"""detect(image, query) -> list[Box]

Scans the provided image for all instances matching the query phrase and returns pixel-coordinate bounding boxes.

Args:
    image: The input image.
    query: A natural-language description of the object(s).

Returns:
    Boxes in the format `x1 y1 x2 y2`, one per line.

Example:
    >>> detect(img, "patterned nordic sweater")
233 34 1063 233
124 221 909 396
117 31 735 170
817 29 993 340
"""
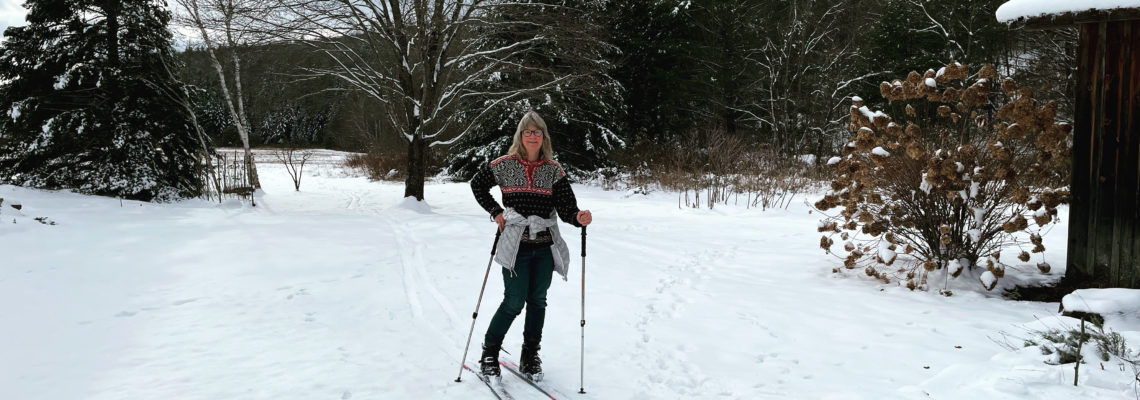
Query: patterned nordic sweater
470 155 583 243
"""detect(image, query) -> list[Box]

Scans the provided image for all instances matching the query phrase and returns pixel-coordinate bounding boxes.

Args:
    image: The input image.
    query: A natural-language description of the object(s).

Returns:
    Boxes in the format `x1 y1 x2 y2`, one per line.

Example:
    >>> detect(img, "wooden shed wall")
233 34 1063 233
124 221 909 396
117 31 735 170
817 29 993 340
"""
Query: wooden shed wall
1067 20 1140 289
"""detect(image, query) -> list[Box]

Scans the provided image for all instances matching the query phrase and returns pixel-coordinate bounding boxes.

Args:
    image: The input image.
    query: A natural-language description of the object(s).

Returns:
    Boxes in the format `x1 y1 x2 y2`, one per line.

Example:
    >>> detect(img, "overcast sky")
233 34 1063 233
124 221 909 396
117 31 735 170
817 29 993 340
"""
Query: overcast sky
0 1 200 48
0 0 27 41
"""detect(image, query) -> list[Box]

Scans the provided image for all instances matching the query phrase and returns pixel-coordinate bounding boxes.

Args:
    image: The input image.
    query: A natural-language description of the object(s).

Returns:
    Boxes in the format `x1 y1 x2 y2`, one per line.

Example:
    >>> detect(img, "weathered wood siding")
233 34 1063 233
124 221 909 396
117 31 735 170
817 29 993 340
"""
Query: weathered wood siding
1067 20 1140 289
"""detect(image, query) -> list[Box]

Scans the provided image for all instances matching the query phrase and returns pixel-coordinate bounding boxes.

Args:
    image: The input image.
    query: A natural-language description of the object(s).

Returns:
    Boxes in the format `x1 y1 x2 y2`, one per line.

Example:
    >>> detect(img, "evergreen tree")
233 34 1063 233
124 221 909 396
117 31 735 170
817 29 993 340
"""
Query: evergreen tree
604 0 700 144
446 0 623 180
0 0 205 201
866 0 1014 82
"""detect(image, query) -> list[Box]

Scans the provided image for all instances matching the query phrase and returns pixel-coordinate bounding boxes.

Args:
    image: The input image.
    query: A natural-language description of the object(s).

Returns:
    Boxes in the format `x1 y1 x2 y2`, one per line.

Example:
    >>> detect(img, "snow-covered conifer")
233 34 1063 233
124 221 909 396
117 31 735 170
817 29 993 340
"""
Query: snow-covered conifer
0 0 206 200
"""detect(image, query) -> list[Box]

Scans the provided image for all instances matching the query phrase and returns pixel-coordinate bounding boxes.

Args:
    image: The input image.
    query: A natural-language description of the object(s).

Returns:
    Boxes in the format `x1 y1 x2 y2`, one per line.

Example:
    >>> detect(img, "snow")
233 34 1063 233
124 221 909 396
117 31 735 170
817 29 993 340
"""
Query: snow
1062 289 1140 322
827 156 842 165
925 78 937 87
996 0 1140 23
1061 289 1140 343
968 228 982 243
949 259 965 276
872 147 890 157
980 270 998 287
878 243 897 263
856 106 887 121
396 196 432 214
851 96 863 102
1 150 1134 399
910 316 1138 399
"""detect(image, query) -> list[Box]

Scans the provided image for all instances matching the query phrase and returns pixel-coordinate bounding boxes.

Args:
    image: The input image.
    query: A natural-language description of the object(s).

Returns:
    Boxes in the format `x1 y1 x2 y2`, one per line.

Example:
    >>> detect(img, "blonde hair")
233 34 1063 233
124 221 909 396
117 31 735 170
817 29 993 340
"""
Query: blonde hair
507 110 554 161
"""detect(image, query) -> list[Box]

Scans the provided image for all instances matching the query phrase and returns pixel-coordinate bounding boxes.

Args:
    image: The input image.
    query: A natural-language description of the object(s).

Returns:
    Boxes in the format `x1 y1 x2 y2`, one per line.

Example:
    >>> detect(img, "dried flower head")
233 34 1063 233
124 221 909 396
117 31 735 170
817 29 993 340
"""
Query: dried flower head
923 260 937 272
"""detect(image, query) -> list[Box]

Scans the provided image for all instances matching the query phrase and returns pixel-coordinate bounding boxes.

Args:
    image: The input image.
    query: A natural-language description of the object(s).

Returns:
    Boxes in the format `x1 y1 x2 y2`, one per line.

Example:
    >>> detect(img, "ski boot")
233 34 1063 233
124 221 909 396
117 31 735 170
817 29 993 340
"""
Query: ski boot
520 341 543 381
480 343 502 383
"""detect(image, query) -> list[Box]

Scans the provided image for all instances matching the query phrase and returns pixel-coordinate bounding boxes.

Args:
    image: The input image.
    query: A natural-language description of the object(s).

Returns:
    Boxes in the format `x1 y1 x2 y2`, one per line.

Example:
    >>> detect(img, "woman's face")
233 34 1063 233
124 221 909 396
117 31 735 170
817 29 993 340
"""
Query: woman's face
522 124 543 158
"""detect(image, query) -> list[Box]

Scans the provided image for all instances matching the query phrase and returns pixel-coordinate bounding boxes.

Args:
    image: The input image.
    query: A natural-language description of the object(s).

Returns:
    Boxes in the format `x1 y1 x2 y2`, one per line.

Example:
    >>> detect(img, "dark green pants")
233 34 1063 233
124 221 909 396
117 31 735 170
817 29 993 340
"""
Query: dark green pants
484 245 555 347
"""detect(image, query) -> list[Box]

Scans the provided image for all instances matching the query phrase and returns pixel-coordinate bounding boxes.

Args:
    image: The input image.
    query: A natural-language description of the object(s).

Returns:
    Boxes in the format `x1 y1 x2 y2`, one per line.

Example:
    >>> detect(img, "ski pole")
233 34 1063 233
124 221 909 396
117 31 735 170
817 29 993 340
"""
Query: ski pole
455 229 502 383
579 226 587 394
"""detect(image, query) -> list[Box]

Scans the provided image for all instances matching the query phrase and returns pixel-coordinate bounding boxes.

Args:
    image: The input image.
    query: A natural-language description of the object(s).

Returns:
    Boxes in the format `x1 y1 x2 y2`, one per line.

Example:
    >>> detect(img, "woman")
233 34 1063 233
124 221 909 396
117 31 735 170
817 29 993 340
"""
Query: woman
470 110 592 381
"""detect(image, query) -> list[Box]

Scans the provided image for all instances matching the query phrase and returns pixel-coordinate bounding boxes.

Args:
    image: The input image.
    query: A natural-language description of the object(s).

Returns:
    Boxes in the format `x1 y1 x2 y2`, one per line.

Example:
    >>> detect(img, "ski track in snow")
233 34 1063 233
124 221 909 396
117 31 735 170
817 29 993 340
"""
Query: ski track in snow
386 210 557 400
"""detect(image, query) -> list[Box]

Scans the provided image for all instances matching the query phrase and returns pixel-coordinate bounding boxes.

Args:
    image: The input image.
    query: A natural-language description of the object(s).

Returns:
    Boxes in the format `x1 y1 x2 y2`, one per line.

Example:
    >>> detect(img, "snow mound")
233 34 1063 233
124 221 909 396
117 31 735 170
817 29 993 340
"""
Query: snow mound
394 196 432 214
1062 288 1140 316
911 318 1138 399
0 195 56 231
996 0 1140 23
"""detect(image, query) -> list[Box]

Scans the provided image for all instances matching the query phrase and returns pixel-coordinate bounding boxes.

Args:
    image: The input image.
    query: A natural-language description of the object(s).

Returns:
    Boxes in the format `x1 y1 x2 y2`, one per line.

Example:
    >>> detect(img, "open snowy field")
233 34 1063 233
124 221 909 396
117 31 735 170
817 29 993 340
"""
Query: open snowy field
2 150 1138 399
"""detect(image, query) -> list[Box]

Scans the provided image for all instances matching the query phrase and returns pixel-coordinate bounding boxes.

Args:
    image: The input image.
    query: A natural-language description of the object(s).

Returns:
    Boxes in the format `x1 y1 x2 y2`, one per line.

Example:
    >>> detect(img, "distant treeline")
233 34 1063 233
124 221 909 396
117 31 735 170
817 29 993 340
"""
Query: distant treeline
176 0 1075 176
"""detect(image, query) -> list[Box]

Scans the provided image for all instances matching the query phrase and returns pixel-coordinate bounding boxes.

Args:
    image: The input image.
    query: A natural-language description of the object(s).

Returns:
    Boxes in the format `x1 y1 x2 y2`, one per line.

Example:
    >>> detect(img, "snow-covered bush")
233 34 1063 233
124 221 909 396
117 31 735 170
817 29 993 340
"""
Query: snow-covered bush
1021 324 1136 367
814 63 1071 291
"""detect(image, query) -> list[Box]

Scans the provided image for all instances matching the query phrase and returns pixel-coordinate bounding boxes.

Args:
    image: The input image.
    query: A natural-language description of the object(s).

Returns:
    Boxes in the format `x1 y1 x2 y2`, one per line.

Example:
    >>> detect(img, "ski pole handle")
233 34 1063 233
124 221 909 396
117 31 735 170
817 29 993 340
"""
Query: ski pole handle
579 225 588 257
491 229 502 255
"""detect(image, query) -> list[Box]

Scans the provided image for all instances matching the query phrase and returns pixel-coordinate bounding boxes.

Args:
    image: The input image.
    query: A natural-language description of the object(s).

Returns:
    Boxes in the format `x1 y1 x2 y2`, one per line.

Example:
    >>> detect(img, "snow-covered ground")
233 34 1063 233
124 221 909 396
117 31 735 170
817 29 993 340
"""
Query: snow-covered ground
2 150 1138 399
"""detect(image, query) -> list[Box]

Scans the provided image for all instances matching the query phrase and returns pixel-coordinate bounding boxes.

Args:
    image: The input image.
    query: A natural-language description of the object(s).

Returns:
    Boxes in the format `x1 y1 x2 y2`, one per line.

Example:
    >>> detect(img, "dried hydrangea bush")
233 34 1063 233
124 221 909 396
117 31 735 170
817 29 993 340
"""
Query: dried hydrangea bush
815 63 1071 292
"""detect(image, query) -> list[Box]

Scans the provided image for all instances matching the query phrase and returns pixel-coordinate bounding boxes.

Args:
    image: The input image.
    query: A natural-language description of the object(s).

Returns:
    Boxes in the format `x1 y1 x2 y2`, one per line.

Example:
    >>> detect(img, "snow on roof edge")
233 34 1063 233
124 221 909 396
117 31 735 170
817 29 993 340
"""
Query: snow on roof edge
996 0 1140 23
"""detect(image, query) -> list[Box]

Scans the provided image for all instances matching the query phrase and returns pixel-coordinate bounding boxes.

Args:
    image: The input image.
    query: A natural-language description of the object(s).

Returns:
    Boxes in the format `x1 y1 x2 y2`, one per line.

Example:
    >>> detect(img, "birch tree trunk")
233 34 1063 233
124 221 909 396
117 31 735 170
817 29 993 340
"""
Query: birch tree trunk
173 0 262 189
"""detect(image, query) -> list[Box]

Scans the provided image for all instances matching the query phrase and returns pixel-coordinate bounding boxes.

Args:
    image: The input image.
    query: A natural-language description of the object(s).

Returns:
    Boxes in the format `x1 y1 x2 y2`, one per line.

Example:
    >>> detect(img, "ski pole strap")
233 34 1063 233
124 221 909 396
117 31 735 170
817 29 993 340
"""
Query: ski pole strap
581 226 586 257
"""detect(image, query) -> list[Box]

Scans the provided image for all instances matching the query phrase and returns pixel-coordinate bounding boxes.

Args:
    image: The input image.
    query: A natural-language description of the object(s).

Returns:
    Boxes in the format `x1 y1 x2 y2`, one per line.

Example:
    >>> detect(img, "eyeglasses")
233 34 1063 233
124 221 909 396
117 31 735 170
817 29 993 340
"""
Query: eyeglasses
522 129 543 137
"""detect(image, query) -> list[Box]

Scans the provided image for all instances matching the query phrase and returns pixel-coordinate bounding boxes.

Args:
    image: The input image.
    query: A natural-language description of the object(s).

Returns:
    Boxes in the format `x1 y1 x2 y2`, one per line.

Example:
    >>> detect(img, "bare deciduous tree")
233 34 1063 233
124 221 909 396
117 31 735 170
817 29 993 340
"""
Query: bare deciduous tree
144 53 225 202
686 0 868 154
755 0 865 153
273 147 314 191
173 0 271 190
269 0 600 200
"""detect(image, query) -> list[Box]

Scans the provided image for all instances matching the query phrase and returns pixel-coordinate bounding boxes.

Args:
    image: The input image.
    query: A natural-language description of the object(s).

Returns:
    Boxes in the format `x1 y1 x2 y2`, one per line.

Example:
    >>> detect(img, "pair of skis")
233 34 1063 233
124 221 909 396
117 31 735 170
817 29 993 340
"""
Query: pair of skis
457 227 589 399
465 358 560 400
